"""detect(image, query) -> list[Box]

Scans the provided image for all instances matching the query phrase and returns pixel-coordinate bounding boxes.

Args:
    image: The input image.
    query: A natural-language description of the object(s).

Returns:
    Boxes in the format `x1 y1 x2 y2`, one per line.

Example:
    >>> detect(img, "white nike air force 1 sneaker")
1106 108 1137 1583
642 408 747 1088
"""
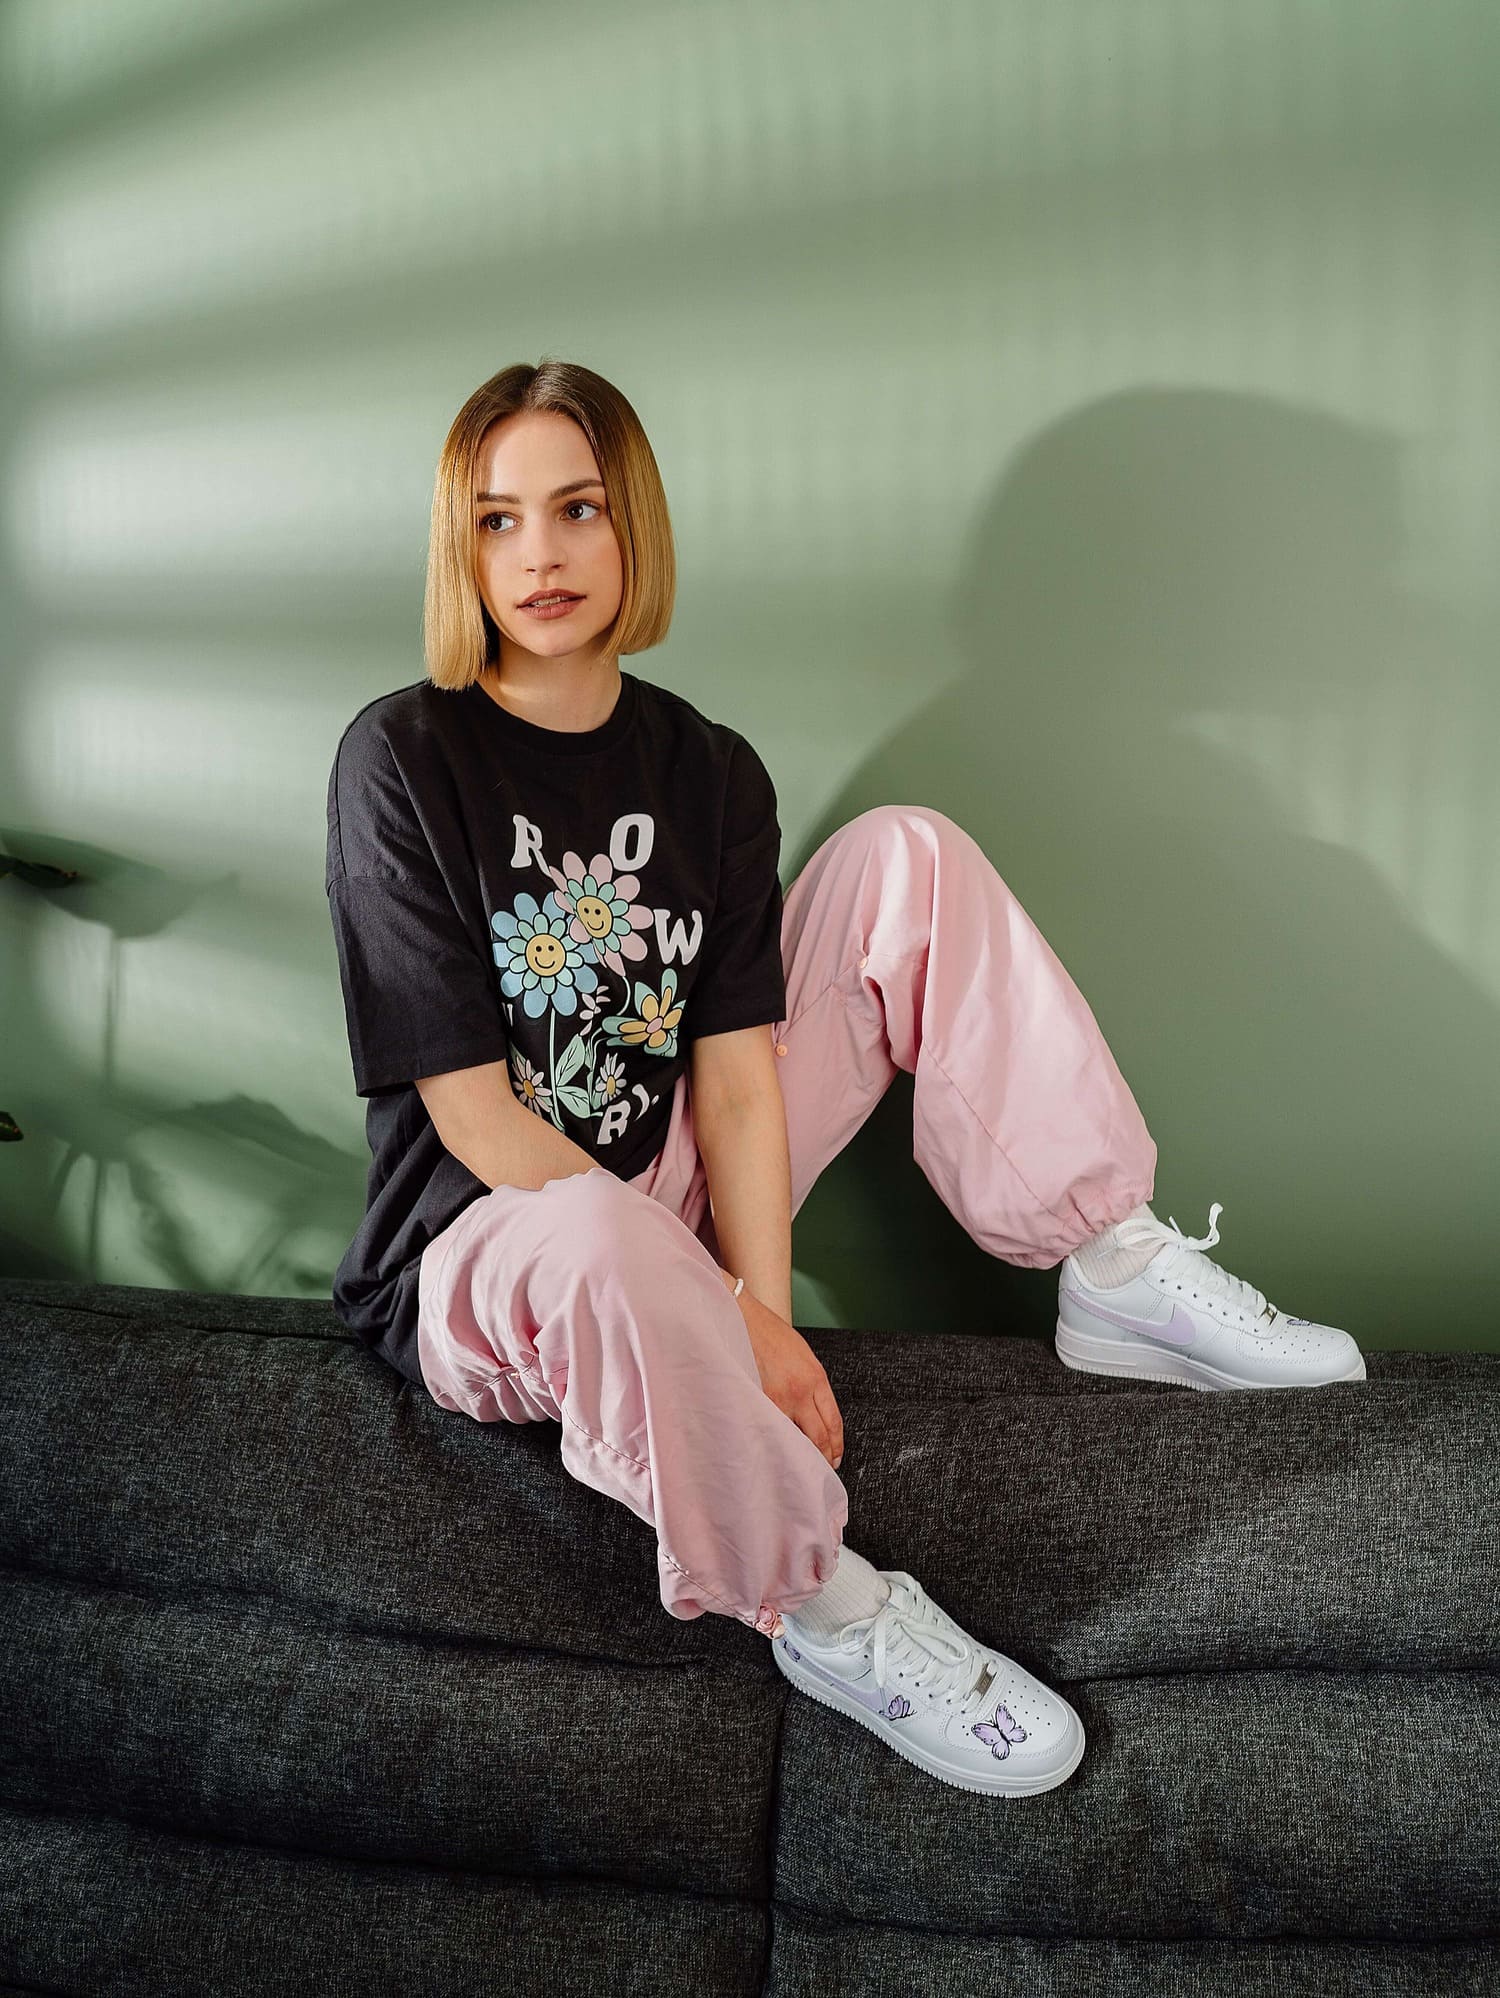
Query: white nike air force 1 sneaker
1057 1201 1366 1389
773 1570 1086 1796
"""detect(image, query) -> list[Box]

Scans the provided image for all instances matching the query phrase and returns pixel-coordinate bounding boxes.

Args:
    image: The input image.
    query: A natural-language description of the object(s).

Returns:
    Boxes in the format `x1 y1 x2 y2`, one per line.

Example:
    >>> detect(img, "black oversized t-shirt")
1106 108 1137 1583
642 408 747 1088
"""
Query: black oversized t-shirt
324 669 787 1387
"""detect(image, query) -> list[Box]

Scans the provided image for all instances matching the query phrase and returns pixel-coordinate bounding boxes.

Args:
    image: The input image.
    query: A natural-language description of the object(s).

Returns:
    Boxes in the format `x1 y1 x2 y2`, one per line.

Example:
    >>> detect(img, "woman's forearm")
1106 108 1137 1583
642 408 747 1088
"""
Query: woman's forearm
694 1089 795 1323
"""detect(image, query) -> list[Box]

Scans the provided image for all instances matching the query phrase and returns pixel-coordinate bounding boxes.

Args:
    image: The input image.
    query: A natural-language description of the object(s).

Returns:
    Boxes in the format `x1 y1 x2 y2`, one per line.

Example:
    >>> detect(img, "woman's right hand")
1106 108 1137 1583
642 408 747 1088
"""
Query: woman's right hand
726 1278 845 1472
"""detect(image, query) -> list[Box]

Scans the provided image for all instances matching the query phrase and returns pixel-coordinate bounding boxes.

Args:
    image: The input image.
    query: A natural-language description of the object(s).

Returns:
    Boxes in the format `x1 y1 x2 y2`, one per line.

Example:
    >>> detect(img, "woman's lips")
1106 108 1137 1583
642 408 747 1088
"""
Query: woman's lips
518 595 583 619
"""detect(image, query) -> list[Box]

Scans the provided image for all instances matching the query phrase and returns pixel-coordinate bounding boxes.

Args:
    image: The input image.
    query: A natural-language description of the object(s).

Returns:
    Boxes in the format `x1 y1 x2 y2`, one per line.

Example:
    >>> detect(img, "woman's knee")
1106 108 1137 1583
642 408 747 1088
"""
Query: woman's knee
537 1163 700 1280
521 1169 726 1382
841 801 966 856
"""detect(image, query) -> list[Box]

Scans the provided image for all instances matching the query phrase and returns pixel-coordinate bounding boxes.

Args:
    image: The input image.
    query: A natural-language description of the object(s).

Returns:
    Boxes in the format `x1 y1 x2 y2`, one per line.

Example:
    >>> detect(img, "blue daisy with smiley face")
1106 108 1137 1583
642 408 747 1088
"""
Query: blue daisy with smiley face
492 890 602 1018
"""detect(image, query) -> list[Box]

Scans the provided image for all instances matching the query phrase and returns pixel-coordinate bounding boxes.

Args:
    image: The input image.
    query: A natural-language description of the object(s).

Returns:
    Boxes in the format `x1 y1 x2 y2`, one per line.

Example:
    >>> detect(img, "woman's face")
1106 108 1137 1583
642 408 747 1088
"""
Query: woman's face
473 409 625 671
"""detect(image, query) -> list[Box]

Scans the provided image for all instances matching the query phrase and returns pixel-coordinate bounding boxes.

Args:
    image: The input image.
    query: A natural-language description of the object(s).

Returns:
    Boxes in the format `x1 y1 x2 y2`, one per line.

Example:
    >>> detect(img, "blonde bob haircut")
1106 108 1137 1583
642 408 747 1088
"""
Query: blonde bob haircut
423 358 676 691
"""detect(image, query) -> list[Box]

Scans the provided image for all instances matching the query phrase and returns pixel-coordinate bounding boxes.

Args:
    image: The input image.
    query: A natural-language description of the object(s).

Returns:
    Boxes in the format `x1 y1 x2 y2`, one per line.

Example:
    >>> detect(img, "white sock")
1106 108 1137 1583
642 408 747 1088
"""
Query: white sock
781 1543 891 1643
1069 1201 1164 1289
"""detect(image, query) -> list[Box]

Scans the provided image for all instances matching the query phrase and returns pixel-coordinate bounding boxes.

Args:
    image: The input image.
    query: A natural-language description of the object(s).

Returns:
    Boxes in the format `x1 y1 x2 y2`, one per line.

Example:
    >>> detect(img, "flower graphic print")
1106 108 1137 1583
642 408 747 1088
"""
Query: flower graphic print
544 848 653 974
492 889 601 1020
488 833 699 1149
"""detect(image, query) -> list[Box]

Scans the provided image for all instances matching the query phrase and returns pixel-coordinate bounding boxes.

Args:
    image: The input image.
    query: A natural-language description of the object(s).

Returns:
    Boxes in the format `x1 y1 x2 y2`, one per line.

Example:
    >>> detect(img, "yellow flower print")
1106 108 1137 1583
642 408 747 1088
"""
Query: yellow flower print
602 974 684 1056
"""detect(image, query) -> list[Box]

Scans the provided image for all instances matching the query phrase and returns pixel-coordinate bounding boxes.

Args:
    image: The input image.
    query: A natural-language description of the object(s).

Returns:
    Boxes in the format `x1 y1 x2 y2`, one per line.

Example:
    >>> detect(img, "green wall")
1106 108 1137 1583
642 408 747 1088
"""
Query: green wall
2 1 1496 1350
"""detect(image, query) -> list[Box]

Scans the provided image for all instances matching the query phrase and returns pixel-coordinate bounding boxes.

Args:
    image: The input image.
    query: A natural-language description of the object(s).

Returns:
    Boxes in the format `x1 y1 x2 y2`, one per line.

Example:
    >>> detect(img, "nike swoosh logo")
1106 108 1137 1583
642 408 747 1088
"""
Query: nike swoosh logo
788 1646 913 1720
1061 1285 1200 1347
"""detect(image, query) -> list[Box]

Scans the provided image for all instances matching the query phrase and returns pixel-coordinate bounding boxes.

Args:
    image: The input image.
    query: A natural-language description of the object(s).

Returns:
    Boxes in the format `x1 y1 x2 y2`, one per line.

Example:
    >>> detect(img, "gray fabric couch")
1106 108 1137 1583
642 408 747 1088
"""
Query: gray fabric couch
1 1273 1496 1996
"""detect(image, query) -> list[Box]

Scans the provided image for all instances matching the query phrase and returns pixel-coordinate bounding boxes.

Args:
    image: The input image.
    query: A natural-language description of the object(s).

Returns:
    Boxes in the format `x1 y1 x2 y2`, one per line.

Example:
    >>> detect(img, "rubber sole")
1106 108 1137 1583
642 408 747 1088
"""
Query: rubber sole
1055 1317 1368 1390
771 1638 1087 1796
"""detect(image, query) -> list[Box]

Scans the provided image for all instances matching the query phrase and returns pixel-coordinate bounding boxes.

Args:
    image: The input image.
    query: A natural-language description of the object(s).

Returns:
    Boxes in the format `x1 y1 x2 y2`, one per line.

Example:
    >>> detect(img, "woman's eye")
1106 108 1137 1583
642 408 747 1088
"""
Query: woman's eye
478 500 602 533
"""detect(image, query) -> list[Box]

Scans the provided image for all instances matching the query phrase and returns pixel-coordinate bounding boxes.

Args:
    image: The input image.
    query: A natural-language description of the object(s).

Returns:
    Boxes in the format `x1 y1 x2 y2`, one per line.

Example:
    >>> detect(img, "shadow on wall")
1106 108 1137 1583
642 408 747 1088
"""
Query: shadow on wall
789 387 1499 1351
0 838 363 1298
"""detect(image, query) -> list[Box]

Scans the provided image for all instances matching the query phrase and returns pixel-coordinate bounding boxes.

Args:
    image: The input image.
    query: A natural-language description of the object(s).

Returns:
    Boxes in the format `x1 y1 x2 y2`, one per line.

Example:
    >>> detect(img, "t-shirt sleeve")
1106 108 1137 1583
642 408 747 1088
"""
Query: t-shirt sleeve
681 734 788 1042
325 721 509 1096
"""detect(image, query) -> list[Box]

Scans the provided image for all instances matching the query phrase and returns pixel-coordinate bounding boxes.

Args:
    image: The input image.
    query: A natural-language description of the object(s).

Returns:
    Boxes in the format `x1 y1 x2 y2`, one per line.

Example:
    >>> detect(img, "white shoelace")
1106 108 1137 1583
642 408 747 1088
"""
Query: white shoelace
839 1576 995 1718
1113 1201 1273 1322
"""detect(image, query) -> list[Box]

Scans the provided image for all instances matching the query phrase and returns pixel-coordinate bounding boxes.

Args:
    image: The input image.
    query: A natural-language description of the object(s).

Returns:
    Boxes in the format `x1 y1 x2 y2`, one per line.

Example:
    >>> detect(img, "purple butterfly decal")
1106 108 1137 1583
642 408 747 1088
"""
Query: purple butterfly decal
970 1704 1028 1759
883 1693 913 1719
783 1641 802 1662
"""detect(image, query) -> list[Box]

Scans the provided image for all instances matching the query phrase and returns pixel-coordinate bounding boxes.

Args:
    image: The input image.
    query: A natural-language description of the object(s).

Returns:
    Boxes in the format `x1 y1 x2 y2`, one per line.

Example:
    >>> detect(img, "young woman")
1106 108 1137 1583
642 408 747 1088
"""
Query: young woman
325 359 1366 1800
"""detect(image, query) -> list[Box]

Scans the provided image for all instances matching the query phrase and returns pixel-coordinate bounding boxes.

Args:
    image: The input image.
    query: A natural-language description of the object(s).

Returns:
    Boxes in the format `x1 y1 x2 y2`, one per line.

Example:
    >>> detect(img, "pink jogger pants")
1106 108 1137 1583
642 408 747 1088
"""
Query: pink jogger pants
415 804 1157 1638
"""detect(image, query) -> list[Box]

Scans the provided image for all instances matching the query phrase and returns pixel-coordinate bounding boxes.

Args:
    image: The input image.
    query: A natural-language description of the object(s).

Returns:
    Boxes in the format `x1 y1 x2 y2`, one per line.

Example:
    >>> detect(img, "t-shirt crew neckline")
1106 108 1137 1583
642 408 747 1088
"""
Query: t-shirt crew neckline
464 669 641 758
